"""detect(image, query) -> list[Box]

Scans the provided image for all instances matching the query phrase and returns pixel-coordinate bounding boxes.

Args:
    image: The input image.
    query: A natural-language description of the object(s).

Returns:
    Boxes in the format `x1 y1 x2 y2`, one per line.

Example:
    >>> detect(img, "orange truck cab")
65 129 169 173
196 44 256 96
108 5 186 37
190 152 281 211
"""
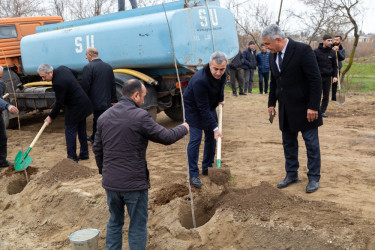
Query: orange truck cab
0 16 63 74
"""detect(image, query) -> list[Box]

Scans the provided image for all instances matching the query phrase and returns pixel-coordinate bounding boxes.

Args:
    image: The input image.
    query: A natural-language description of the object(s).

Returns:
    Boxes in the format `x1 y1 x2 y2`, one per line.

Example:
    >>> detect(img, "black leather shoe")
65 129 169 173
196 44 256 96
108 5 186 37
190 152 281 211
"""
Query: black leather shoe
277 176 299 189
232 92 238 97
87 136 94 143
190 177 203 188
306 180 319 193
202 169 208 176
0 160 12 168
78 155 89 161
322 113 328 118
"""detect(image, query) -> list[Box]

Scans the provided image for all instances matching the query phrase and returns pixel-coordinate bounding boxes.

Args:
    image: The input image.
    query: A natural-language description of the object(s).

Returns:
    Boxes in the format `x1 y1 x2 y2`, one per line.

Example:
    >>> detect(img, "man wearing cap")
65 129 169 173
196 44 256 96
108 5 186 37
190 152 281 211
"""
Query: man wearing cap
242 41 257 94
314 34 338 118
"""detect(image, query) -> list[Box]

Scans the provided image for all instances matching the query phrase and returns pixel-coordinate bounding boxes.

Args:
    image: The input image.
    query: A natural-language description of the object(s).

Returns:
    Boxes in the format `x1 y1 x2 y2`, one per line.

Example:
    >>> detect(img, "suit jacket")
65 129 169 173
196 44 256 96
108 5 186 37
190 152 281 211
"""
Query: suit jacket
81 58 117 111
183 64 225 131
268 38 323 132
49 66 92 125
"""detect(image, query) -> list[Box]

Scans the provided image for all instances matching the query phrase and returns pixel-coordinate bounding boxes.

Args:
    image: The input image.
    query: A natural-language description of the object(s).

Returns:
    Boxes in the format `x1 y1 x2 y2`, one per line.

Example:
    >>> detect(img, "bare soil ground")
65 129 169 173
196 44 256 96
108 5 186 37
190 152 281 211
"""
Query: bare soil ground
1 92 375 249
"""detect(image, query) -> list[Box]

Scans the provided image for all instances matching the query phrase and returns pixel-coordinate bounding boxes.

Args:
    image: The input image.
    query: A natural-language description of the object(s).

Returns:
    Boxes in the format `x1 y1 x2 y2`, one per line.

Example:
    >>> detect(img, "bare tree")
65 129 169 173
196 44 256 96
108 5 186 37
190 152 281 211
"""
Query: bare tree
335 0 360 82
0 0 45 18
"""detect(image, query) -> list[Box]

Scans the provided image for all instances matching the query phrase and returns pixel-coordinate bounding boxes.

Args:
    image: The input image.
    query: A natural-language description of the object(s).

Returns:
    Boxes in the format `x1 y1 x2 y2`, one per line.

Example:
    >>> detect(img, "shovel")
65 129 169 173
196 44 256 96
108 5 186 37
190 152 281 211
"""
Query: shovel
336 52 345 105
216 104 223 168
14 121 48 171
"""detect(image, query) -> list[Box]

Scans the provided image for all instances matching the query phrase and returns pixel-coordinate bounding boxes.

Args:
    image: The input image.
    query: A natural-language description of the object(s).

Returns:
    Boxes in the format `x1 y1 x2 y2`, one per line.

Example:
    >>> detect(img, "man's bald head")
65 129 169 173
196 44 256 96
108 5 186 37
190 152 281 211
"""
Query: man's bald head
86 47 99 62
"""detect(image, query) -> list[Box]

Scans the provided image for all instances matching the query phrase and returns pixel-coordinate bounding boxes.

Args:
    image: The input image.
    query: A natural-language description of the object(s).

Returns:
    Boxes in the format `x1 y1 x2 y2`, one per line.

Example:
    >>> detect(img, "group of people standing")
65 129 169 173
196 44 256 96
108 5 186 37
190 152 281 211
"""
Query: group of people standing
3 24 345 250
229 41 271 96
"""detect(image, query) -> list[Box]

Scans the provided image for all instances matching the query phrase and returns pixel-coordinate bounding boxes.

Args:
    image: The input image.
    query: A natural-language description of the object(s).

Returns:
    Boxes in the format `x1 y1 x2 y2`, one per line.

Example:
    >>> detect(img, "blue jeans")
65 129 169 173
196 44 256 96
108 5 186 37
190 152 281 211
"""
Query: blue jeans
258 71 269 93
187 127 216 177
105 189 148 250
282 128 321 182
65 119 88 161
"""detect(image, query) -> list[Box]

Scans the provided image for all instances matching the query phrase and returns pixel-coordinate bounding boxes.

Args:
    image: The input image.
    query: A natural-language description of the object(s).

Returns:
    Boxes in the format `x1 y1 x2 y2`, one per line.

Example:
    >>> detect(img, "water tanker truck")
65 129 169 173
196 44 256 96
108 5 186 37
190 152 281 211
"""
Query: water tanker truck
0 0 239 128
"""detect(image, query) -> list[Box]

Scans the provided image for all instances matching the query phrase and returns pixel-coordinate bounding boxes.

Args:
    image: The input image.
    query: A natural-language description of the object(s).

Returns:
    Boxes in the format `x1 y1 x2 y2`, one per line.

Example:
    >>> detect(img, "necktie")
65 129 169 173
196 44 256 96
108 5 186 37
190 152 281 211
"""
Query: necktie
278 52 283 70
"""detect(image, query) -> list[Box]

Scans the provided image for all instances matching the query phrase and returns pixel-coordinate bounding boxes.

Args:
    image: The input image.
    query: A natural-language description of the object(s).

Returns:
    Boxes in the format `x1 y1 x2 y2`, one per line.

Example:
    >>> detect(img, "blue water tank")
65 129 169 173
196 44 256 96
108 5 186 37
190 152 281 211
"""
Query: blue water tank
21 0 239 76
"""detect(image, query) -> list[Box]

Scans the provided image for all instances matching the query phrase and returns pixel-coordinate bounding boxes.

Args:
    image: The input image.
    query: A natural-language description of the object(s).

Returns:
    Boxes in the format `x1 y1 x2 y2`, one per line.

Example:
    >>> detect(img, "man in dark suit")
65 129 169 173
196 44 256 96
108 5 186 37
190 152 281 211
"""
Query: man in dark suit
38 64 92 162
81 47 117 144
183 51 226 187
262 24 323 193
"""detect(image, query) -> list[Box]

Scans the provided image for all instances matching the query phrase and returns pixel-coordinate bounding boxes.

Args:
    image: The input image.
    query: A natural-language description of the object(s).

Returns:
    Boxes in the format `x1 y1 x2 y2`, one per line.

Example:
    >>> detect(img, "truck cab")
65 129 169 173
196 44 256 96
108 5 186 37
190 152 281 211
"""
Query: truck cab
0 16 63 74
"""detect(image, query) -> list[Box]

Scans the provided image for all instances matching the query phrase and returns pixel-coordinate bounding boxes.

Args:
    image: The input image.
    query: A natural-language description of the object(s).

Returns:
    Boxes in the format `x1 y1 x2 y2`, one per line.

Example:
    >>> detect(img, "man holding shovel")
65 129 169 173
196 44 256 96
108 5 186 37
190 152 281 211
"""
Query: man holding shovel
314 34 338 118
38 64 92 162
263 24 323 193
0 67 19 168
183 51 226 188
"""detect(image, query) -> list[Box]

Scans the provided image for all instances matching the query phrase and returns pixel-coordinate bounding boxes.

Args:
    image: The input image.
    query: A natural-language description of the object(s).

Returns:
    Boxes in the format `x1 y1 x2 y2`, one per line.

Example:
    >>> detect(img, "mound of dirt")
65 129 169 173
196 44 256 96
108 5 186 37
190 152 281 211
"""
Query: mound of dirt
0 166 38 179
154 183 189 205
208 167 231 185
38 159 95 185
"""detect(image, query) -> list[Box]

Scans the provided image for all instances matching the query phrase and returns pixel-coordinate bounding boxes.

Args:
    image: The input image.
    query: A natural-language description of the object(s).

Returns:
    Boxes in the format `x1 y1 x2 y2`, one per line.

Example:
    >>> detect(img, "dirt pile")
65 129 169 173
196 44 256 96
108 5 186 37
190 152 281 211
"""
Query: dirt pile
38 159 95 185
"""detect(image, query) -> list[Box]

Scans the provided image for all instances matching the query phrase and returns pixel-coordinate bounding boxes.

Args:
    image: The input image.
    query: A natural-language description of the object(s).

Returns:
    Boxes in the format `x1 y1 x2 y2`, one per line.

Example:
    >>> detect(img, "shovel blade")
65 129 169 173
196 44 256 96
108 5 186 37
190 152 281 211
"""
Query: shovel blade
14 150 32 171
337 93 346 105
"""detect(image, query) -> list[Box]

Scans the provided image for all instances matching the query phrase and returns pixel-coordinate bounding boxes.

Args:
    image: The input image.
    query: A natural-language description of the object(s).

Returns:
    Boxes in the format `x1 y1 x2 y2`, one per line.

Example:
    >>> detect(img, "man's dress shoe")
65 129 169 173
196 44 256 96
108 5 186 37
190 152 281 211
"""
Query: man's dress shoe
277 177 299 189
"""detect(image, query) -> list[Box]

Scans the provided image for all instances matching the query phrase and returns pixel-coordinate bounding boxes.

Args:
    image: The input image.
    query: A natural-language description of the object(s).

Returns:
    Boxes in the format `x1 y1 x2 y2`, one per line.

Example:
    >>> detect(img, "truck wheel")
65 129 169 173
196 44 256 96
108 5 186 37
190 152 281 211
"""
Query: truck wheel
164 106 183 121
114 74 157 121
2 68 21 95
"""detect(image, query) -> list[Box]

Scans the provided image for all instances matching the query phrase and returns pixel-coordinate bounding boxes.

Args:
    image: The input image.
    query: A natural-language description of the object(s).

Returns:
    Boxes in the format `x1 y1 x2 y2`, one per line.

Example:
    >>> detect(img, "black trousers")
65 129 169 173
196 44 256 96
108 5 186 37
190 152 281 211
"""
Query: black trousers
91 110 106 140
65 119 88 161
282 128 321 182
320 76 331 113
0 114 8 164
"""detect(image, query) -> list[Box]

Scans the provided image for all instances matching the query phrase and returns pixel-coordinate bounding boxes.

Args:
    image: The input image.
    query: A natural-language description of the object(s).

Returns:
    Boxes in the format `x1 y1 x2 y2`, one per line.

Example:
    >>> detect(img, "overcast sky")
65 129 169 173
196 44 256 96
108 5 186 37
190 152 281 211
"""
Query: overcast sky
220 0 375 34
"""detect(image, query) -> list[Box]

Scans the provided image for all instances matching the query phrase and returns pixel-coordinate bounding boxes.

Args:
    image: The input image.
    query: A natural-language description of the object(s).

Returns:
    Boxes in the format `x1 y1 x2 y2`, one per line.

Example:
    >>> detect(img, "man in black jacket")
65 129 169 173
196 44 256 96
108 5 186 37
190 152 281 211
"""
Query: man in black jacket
229 50 245 96
81 47 117 144
314 34 338 118
0 67 19 168
331 35 346 101
38 64 92 162
242 41 257 94
263 24 323 193
93 79 188 250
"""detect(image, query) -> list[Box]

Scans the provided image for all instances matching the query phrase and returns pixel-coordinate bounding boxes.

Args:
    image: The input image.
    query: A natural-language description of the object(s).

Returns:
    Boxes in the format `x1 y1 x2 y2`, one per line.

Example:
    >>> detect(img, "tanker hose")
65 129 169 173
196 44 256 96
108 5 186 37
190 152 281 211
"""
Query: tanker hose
23 82 52 88
113 69 158 85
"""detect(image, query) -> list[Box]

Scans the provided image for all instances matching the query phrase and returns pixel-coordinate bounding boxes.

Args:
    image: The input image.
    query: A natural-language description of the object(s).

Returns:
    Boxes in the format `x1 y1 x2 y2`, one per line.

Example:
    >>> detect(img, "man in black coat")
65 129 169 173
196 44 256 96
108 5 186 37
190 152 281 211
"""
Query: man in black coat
81 47 117 143
229 50 245 96
38 64 92 162
314 34 338 118
183 51 226 187
262 24 323 193
242 41 257 94
93 79 188 249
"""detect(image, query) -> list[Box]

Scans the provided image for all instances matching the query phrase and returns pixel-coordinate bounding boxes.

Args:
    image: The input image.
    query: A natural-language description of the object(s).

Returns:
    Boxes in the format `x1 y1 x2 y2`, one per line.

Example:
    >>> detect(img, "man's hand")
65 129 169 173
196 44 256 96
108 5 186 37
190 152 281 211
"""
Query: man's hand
111 103 116 106
182 122 189 132
332 46 339 52
219 101 225 107
7 105 19 114
307 109 318 122
268 106 276 116
333 77 338 83
44 116 52 125
214 129 223 141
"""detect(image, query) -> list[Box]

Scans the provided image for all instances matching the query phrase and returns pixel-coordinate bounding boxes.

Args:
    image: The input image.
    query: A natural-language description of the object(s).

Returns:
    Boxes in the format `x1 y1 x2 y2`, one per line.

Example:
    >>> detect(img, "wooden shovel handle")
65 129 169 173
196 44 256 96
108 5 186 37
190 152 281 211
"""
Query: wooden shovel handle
336 51 341 90
217 104 223 161
30 121 48 149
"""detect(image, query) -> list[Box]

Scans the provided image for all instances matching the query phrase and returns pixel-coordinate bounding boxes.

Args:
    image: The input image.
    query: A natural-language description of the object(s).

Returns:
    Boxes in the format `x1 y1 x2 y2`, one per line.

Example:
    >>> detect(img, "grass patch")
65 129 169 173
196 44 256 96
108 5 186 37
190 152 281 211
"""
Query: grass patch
342 62 375 76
